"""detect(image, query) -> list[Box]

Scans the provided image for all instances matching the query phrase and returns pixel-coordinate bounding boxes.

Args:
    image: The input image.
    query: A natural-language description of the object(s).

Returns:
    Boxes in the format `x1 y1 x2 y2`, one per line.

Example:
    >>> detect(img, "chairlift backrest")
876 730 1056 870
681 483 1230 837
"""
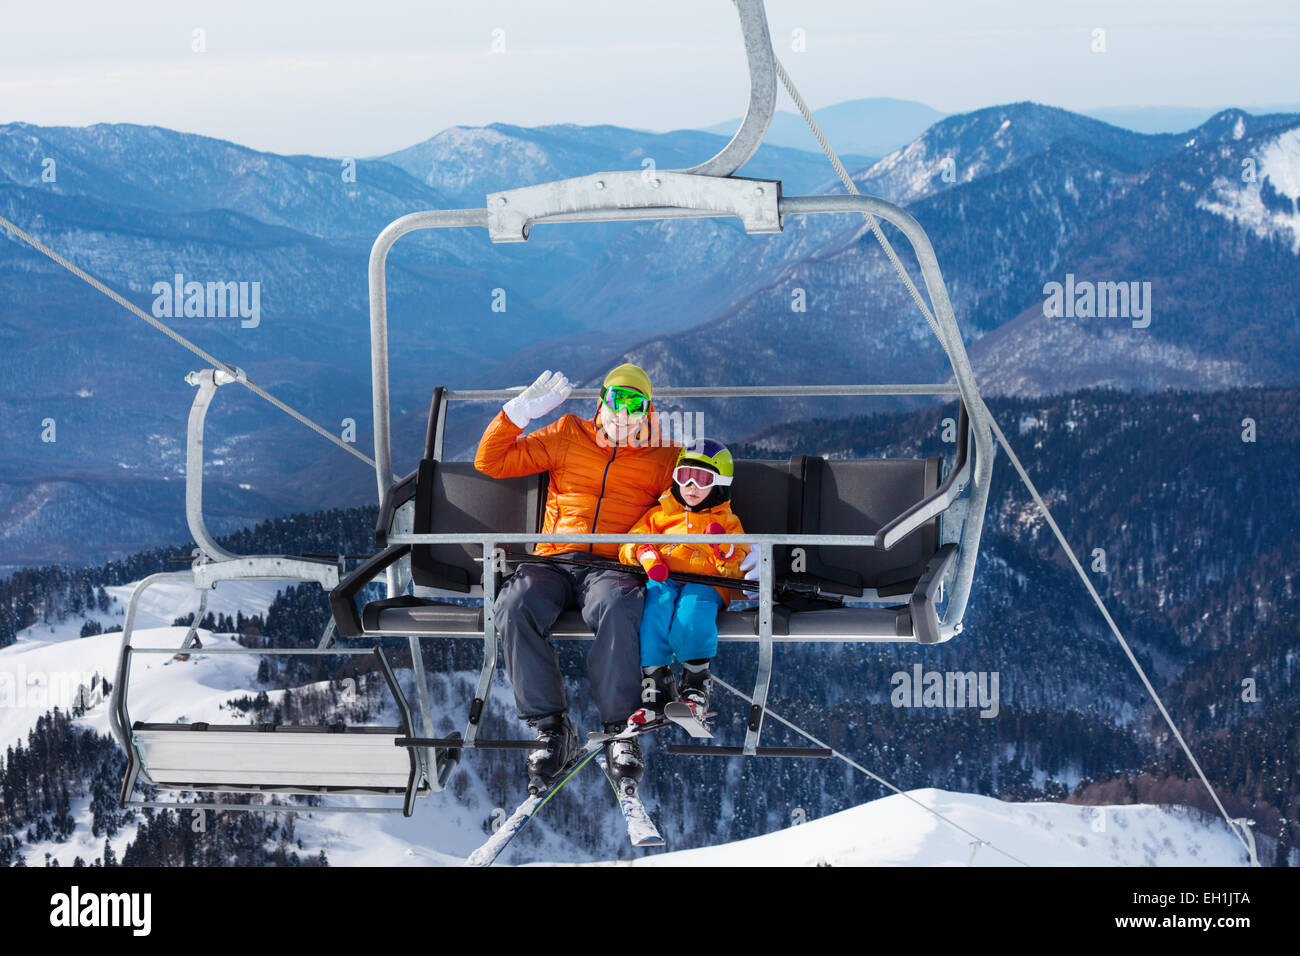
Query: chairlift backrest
794 456 944 598
393 447 944 602
409 460 546 592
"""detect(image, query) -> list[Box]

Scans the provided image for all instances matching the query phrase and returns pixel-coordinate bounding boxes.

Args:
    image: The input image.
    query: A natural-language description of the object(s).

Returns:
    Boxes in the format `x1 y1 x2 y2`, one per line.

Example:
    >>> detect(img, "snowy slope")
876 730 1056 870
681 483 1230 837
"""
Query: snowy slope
2 578 282 751
1 580 1254 868
580 789 1251 867
1199 126 1300 252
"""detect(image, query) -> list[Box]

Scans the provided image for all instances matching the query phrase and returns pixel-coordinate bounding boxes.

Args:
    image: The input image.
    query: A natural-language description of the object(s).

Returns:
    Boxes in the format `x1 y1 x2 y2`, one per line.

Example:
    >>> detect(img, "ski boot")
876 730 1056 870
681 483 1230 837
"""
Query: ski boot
678 659 713 722
525 713 580 795
602 722 645 798
627 665 677 727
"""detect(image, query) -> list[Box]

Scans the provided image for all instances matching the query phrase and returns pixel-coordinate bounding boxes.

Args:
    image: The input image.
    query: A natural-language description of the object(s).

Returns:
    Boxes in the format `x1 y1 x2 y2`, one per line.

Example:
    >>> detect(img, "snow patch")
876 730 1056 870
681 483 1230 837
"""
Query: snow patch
1197 127 1300 252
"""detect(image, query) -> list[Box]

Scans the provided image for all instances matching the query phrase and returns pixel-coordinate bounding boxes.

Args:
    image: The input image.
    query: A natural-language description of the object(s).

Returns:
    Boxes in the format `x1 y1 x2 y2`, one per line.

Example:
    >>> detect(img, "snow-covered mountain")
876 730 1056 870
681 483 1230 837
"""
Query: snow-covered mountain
5 103 1300 569
584 105 1300 443
379 122 869 206
0 579 1255 867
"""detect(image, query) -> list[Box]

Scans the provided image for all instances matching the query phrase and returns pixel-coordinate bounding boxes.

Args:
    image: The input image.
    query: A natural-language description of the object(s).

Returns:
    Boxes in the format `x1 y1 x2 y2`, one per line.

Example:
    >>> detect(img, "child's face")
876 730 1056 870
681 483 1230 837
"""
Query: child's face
677 480 710 507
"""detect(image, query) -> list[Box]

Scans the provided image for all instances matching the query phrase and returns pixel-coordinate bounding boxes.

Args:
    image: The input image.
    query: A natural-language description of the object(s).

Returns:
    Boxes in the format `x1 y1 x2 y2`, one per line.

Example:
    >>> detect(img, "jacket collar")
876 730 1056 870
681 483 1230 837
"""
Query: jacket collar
656 489 732 518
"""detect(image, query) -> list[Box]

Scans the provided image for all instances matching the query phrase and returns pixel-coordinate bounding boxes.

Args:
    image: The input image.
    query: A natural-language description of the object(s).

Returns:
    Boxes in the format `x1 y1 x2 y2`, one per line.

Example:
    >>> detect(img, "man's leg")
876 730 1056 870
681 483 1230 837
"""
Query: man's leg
574 565 646 725
495 562 573 720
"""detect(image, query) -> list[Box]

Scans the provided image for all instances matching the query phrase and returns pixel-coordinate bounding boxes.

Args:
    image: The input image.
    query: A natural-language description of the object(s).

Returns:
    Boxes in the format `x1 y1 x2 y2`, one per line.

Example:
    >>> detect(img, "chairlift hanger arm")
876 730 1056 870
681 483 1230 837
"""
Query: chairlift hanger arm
675 0 777 177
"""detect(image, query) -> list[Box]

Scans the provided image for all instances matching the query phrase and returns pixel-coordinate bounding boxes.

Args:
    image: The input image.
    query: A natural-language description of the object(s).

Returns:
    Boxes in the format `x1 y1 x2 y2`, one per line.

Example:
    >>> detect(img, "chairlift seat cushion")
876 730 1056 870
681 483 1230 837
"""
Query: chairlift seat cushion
410 460 546 592
788 457 943 596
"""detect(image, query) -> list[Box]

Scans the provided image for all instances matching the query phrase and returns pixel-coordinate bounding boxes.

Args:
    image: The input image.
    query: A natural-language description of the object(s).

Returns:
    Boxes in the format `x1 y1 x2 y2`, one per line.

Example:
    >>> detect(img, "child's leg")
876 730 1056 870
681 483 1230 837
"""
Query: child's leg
638 579 681 668
666 583 723 663
633 581 681 721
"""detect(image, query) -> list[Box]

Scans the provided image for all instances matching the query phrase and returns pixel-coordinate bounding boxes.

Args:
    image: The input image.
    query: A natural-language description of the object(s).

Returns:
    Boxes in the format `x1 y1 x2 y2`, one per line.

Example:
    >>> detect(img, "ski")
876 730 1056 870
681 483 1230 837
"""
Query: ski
664 700 713 738
595 753 664 848
465 792 546 868
464 733 605 867
464 718 669 867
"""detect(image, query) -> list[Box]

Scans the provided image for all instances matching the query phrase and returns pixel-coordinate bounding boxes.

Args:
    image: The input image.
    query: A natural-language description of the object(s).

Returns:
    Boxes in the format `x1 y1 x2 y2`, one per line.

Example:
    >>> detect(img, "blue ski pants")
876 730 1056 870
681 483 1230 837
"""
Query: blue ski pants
639 579 723 667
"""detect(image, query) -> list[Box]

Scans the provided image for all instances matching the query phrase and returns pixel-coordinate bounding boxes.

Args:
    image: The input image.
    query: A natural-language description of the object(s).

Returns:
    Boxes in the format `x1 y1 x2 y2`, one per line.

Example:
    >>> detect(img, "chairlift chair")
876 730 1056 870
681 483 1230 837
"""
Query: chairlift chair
330 0 995 775
109 367 443 815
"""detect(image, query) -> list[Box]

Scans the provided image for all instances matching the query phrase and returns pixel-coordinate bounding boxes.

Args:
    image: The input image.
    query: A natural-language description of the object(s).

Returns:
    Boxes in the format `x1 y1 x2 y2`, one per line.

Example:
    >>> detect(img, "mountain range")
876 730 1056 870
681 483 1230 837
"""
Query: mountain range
2 101 1298 570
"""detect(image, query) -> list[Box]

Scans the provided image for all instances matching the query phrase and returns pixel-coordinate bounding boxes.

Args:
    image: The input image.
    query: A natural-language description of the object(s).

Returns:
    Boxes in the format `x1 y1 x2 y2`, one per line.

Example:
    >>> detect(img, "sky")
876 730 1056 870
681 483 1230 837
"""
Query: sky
1 0 1297 157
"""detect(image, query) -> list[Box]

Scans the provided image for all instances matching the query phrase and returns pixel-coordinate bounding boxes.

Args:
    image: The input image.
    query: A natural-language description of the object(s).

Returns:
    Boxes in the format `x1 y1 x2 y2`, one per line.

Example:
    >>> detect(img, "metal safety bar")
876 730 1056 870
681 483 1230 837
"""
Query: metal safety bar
442 384 962 401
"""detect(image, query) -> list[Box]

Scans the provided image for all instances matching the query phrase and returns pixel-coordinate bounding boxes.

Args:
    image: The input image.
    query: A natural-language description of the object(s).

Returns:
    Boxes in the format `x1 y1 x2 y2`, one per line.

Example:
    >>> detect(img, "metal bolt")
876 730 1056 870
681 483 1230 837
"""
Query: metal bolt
496 196 507 206
594 180 605 190
650 178 661 188
754 186 765 195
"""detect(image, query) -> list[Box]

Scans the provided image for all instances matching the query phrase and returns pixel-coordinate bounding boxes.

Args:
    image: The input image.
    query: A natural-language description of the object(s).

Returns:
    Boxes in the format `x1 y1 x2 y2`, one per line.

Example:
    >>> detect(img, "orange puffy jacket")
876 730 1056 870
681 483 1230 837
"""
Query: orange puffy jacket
474 408 679 559
618 492 750 604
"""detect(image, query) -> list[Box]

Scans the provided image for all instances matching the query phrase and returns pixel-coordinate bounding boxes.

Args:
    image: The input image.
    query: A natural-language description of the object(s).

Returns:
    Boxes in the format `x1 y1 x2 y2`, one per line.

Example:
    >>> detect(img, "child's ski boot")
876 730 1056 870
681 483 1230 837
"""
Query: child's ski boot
678 659 713 722
627 664 677 727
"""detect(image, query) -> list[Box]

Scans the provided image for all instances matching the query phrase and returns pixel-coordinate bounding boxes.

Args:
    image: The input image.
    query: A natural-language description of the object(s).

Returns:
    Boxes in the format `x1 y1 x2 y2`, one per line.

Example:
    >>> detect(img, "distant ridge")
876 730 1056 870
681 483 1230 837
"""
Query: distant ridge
700 96 945 158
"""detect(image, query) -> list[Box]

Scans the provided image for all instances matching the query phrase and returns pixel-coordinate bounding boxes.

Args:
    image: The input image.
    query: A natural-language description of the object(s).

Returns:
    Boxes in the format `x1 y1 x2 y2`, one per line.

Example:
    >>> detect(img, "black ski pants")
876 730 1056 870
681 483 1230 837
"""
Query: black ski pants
495 561 644 726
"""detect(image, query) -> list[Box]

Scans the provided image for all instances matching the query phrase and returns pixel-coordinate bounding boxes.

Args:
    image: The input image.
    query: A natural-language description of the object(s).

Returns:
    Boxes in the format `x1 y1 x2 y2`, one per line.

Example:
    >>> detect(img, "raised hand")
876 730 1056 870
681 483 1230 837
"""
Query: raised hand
503 370 573 428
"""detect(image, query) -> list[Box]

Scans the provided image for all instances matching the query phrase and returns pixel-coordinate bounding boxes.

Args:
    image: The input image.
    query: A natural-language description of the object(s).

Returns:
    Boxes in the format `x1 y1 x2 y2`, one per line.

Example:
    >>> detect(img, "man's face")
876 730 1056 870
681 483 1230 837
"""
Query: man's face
598 402 640 446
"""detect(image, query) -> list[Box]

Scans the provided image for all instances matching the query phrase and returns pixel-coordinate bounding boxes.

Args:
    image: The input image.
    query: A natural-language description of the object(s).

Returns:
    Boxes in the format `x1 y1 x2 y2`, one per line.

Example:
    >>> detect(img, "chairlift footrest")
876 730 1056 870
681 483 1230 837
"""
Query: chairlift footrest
395 737 544 751
666 745 833 758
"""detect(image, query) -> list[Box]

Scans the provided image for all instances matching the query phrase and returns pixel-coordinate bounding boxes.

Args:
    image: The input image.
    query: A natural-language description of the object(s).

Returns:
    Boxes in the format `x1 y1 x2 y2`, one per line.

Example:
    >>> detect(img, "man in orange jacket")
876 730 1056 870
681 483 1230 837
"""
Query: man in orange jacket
474 363 678 794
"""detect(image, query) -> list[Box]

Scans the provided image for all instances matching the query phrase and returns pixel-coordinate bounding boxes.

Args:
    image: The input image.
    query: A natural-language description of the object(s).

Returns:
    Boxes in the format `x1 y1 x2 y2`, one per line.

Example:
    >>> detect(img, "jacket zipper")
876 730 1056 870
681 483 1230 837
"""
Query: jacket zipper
589 444 616 552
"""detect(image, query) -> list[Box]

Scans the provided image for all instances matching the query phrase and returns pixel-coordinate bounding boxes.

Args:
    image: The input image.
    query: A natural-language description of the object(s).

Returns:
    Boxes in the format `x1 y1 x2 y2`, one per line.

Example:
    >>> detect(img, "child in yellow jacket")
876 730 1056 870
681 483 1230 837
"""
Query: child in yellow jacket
618 438 748 723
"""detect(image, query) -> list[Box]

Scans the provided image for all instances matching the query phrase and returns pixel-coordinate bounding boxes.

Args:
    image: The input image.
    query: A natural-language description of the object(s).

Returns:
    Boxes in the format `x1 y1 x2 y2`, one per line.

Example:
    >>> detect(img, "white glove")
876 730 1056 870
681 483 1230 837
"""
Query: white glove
739 547 761 581
503 370 572 428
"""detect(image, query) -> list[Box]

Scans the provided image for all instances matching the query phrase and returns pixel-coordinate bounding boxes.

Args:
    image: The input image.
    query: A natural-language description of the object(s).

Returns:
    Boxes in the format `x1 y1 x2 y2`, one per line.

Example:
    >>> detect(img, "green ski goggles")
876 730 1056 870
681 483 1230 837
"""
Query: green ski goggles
600 385 649 417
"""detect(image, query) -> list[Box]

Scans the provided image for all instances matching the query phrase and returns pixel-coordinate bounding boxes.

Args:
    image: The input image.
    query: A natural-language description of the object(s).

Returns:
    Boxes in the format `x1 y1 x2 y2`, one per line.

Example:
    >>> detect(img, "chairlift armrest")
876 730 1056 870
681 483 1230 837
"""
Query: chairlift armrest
877 402 972 550
375 468 419 549
330 544 411 638
910 543 959 645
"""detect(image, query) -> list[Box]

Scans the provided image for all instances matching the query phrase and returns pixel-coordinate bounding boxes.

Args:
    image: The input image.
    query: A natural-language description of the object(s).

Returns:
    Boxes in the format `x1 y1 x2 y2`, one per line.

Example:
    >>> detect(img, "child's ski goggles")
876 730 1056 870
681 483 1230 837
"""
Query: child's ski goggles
673 465 733 489
600 385 649 417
